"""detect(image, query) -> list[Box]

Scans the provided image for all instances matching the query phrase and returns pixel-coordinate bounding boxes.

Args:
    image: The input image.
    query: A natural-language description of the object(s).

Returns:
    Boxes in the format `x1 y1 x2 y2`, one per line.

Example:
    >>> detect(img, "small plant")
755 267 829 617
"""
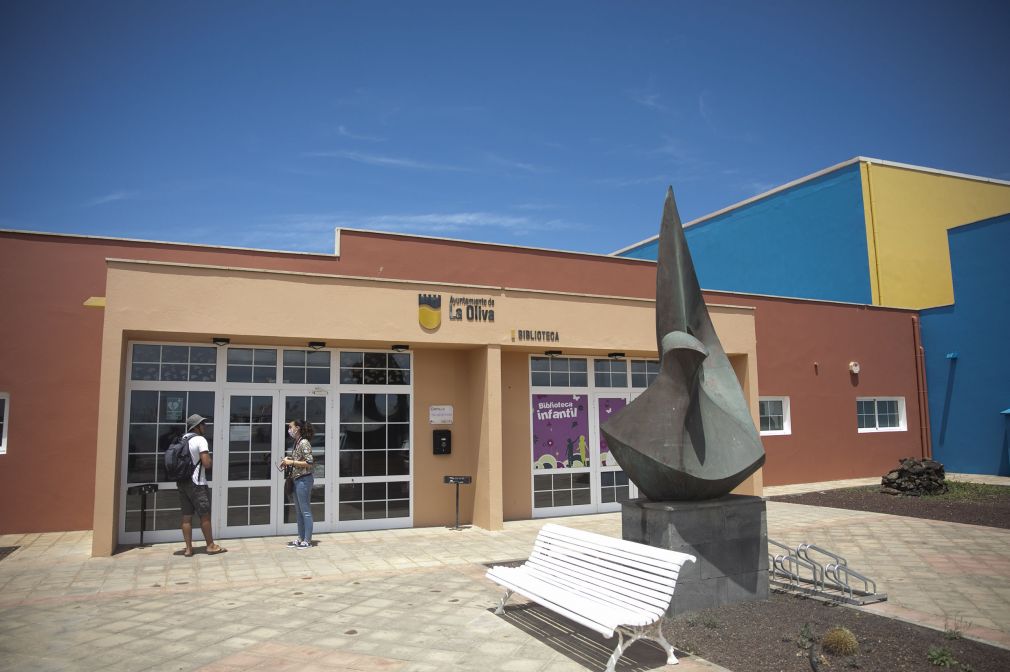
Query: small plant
941 481 1006 501
822 626 859 656
959 663 974 672
796 622 815 649
685 612 720 629
676 639 701 656
698 613 720 629
943 615 972 640
927 646 958 667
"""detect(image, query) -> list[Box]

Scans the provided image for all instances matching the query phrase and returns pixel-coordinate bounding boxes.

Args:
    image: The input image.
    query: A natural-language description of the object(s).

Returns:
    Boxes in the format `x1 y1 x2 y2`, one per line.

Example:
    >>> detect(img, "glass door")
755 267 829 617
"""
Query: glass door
531 393 596 517
336 391 412 530
592 393 637 512
219 391 279 537
281 392 329 533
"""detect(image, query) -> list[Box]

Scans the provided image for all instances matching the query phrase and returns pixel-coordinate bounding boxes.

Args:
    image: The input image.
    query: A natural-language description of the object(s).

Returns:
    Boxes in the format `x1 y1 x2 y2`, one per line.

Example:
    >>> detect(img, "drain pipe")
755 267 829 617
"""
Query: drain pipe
911 315 932 459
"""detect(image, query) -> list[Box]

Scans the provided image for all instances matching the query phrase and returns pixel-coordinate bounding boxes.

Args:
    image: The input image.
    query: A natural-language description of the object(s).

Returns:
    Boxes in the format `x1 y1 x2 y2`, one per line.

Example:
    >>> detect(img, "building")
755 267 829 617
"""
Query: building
616 158 1010 476
920 213 1010 475
0 227 927 556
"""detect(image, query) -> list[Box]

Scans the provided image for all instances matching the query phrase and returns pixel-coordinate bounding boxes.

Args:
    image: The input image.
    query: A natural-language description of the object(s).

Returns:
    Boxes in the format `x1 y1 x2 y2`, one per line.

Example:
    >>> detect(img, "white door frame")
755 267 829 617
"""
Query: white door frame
589 391 638 512
215 388 284 539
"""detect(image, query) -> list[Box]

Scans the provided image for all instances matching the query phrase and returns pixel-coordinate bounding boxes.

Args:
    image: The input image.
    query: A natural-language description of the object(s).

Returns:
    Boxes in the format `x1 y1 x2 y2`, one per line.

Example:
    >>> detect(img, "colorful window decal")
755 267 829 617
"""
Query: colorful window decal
532 394 589 470
597 397 627 467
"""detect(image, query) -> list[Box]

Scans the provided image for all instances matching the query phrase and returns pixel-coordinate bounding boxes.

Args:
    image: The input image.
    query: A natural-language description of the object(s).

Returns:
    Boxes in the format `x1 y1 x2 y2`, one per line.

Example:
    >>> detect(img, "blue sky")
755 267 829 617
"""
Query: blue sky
2 1 1008 255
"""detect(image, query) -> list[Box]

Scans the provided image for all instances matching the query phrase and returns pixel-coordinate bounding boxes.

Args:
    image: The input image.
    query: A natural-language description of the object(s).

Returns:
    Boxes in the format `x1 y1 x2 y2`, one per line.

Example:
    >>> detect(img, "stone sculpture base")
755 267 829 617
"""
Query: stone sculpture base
622 495 768 616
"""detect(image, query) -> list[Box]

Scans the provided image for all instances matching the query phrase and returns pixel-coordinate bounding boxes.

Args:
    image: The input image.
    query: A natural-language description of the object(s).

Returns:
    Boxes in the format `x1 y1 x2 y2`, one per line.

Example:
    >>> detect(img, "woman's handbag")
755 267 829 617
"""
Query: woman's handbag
284 475 293 500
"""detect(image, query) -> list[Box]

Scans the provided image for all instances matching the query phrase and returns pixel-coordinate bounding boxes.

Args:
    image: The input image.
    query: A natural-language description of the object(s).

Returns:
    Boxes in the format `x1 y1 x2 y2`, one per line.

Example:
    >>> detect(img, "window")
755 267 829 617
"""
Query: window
530 357 588 387
630 359 660 388
226 348 277 383
282 349 331 384
857 397 906 432
600 471 631 504
533 472 591 508
759 397 791 436
0 392 8 455
338 393 411 479
131 344 217 382
338 393 411 521
339 352 411 385
124 388 216 534
593 359 628 388
126 390 215 484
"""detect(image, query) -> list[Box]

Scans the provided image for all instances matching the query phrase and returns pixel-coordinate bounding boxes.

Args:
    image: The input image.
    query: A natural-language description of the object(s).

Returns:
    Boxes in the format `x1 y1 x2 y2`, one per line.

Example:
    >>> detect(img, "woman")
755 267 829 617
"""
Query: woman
280 419 315 549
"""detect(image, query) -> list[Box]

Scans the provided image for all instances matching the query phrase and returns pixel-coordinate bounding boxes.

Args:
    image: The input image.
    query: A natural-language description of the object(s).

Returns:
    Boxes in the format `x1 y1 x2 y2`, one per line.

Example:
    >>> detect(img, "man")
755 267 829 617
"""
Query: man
178 413 226 556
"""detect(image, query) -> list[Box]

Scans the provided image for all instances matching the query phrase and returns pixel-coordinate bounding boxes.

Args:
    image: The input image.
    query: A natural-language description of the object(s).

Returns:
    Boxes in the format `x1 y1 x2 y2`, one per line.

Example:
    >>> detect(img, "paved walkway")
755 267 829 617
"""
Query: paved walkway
1 474 1008 671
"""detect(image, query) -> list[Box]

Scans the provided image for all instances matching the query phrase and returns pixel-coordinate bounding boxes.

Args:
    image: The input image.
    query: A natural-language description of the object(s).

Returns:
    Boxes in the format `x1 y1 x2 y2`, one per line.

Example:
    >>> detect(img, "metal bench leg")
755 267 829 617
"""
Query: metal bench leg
648 621 679 665
606 628 650 672
494 588 514 615
605 630 628 672
606 624 677 671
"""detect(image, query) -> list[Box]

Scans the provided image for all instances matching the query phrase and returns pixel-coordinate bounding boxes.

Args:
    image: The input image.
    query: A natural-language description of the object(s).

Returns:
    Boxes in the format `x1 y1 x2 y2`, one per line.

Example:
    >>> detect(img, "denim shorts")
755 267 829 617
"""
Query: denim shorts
177 479 212 517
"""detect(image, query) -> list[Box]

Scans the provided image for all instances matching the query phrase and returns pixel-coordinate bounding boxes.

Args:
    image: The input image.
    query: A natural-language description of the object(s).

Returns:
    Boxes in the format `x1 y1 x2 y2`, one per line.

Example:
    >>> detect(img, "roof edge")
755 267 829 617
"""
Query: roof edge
610 157 864 255
334 226 657 264
610 156 1010 256
0 228 338 258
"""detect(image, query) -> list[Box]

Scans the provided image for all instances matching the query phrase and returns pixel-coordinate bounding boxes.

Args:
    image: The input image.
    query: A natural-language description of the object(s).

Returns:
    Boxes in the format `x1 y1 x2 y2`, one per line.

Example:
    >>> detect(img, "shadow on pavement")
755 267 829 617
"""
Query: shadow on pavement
494 602 684 671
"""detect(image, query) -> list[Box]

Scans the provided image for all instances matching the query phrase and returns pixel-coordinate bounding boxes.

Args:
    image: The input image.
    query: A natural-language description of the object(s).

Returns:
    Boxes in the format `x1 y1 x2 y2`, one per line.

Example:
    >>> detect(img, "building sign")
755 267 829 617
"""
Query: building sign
448 295 494 322
418 294 442 330
419 293 495 330
512 329 560 343
429 405 454 425
531 394 589 469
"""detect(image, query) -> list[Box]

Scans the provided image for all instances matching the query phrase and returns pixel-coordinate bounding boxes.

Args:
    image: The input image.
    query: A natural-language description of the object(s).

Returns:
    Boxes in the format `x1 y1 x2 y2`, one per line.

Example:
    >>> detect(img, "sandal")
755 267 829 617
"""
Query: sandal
206 545 228 555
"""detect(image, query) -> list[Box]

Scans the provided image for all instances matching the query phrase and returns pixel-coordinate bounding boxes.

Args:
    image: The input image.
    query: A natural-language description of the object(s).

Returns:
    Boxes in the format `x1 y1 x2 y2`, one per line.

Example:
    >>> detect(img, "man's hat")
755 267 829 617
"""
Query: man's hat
186 414 209 431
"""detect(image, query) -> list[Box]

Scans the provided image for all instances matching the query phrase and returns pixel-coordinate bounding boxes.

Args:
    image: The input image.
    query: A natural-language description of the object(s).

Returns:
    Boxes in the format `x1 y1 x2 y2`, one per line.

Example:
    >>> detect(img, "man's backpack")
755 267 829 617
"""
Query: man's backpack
164 432 197 481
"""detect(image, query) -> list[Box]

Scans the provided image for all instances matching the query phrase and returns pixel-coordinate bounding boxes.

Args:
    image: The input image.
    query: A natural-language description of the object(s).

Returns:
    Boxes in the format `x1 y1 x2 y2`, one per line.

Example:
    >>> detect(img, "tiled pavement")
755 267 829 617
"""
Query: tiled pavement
1 474 1008 671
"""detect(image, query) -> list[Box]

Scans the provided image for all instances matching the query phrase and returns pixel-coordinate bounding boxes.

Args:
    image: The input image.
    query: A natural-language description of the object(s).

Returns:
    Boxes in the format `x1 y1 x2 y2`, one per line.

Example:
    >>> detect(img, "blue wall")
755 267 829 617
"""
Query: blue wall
619 164 872 303
921 214 1010 475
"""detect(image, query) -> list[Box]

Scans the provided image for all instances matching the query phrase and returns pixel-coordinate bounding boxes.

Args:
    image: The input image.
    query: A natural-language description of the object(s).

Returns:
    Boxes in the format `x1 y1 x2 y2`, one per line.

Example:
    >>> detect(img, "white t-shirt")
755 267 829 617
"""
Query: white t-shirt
187 435 210 485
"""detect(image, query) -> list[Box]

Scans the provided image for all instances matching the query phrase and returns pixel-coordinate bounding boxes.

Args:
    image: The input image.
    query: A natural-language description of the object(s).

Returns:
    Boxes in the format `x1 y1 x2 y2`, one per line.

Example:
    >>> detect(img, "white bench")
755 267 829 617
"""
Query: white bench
486 523 696 671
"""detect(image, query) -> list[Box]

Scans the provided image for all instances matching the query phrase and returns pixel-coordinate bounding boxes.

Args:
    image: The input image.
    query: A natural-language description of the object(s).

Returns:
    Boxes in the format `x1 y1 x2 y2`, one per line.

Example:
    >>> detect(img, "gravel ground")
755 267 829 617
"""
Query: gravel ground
769 482 1010 529
664 590 1010 672
654 481 1010 671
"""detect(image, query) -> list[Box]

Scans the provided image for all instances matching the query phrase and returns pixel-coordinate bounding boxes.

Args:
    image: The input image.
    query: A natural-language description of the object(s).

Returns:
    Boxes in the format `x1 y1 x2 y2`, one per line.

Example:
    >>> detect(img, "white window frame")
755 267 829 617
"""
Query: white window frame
758 396 791 436
856 397 907 433
0 392 9 455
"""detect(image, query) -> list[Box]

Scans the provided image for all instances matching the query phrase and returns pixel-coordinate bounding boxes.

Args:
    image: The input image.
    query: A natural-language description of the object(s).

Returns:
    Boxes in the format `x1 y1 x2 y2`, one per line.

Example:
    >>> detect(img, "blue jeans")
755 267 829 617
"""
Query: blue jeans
293 474 314 543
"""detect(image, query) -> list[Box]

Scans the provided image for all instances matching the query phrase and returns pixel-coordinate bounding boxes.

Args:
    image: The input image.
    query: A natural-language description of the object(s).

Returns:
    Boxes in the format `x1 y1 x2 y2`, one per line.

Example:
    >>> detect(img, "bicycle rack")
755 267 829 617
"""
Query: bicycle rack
768 539 886 605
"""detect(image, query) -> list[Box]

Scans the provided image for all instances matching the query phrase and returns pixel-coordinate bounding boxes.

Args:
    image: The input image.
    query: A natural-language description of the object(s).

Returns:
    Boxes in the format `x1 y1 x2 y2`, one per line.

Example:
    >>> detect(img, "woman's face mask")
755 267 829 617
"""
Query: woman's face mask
288 426 298 439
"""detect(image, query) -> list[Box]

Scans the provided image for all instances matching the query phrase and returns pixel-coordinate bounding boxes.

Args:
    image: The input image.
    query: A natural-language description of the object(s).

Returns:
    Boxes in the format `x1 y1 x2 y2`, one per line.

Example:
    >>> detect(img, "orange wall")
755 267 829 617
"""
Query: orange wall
502 351 535 520
0 230 926 538
714 292 925 484
411 349 478 526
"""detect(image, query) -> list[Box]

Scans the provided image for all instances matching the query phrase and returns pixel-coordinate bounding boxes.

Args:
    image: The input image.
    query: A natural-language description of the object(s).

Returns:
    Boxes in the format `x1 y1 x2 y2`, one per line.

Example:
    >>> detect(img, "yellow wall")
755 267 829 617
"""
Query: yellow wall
93 259 761 554
502 351 535 520
863 162 1010 309
412 349 479 527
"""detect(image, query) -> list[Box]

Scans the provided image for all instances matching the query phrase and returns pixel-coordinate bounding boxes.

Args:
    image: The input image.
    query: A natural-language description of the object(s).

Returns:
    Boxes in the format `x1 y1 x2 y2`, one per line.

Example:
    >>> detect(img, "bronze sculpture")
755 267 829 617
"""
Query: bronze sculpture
601 188 765 500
